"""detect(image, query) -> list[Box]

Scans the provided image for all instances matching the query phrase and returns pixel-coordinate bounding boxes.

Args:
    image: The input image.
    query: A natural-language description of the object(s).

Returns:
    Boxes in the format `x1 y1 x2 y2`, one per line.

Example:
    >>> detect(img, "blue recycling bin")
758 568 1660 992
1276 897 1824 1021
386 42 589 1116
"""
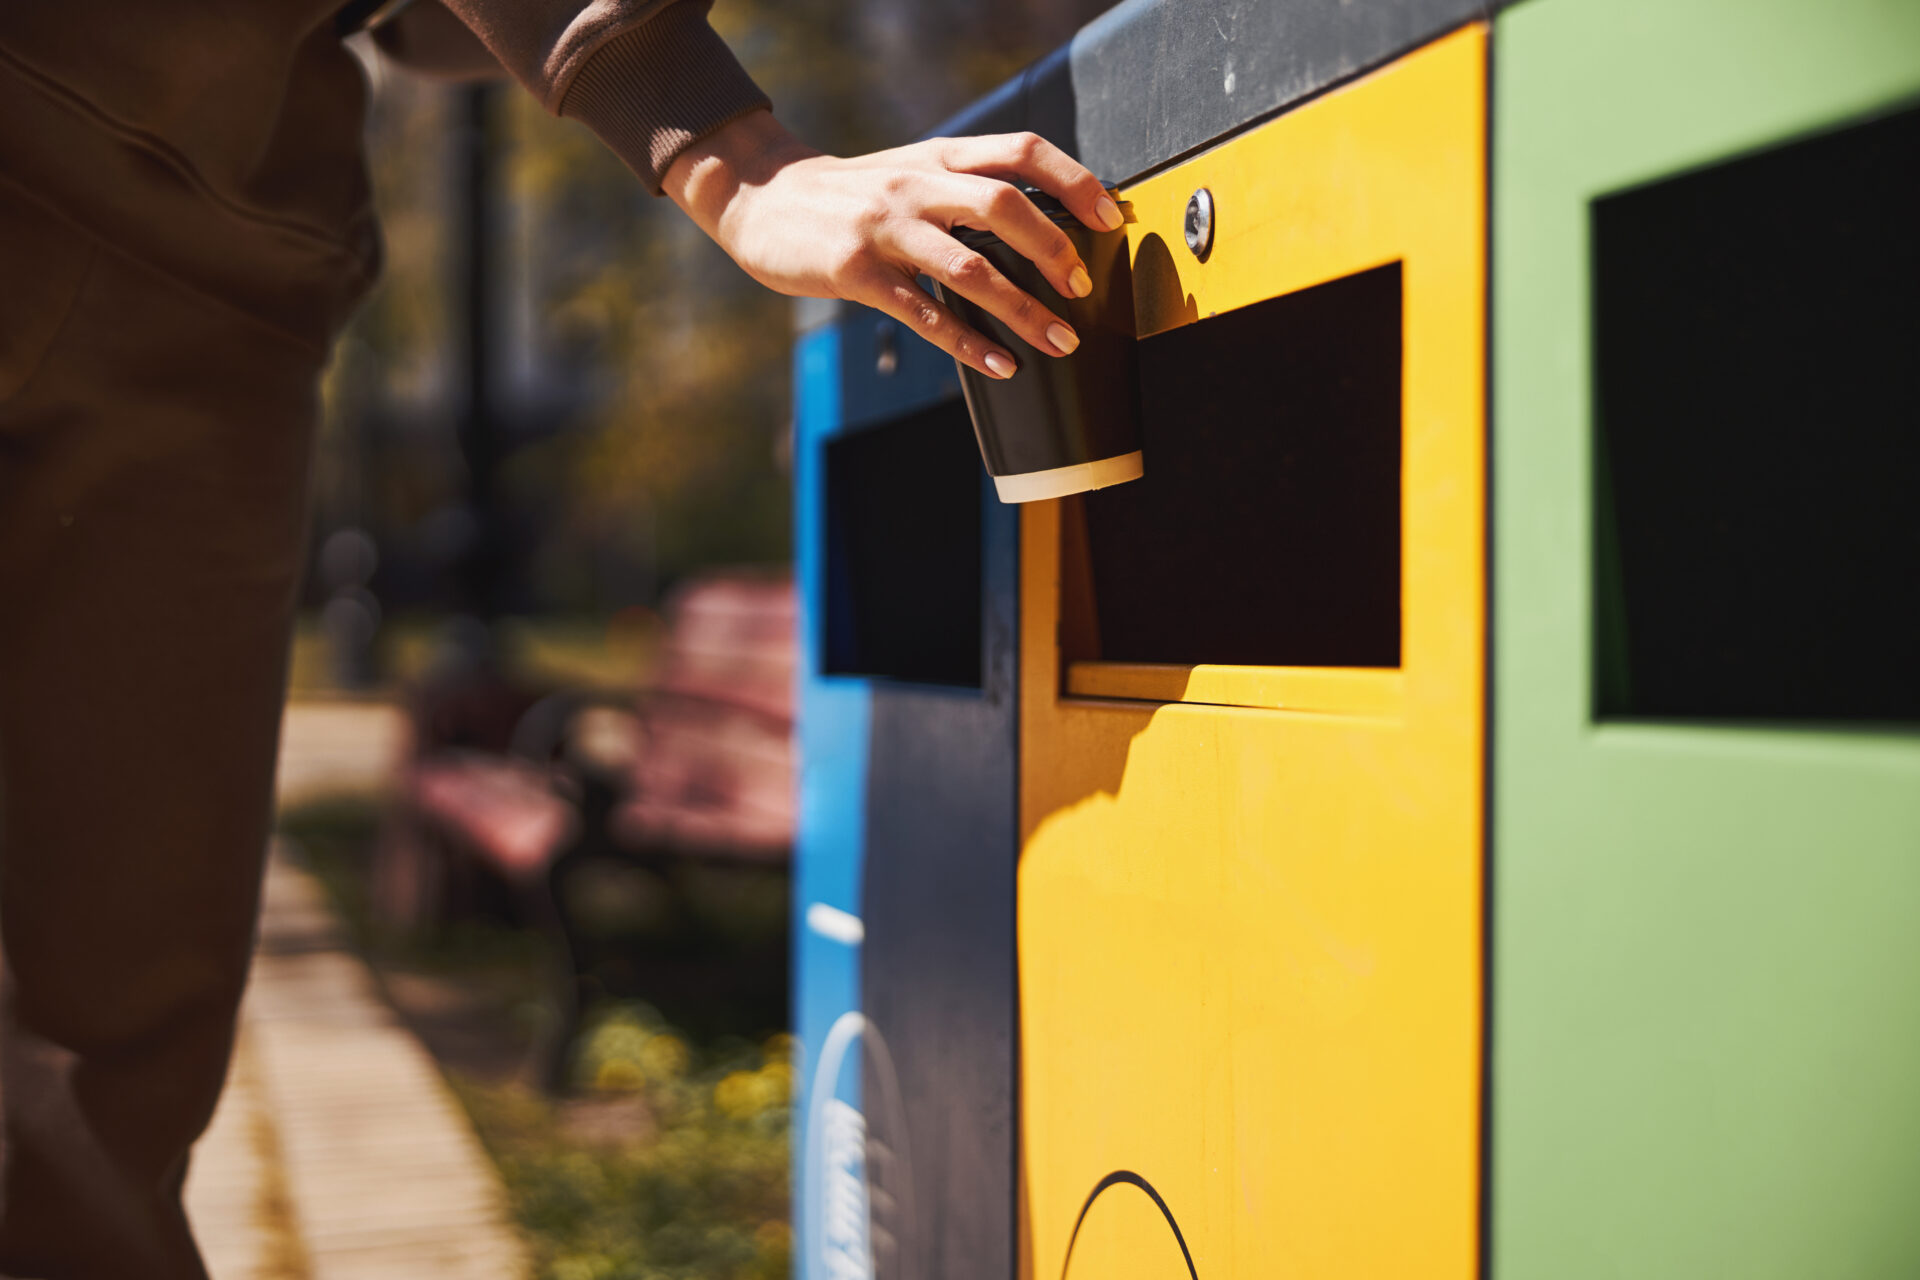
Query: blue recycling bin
791 300 1021 1280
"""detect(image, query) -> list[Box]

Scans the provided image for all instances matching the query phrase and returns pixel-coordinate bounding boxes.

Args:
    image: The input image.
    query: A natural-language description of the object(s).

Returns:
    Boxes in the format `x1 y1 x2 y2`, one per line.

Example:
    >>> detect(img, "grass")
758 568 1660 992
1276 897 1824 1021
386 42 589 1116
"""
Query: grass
276 797 791 1280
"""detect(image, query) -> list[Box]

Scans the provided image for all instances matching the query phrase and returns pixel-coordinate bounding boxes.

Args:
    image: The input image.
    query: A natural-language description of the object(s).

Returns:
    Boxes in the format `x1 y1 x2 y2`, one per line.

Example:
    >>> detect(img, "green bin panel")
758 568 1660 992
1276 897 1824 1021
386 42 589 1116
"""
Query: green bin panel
1493 0 1920 1276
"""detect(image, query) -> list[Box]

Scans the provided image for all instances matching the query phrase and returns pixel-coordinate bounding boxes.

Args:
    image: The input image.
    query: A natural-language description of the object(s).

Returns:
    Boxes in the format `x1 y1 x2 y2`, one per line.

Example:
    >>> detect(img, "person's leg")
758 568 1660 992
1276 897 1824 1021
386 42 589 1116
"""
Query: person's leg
0 187 324 1278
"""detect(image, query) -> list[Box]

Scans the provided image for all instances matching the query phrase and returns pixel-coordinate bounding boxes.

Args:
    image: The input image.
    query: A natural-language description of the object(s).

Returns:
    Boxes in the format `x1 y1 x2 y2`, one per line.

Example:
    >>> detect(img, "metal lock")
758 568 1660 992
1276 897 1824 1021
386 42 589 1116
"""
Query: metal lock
1184 187 1215 261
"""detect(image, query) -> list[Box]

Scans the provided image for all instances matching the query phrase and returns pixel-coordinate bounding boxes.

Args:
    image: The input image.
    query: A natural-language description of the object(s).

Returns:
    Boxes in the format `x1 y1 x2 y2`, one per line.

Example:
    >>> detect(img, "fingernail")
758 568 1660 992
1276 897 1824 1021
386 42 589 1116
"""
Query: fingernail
1095 194 1123 230
984 351 1017 379
1067 265 1092 298
1046 322 1079 355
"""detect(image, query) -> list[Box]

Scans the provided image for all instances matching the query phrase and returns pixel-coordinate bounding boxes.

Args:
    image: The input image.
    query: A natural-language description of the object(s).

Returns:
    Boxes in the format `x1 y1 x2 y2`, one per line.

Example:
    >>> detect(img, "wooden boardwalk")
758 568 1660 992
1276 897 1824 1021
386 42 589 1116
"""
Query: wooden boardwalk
185 702 528 1279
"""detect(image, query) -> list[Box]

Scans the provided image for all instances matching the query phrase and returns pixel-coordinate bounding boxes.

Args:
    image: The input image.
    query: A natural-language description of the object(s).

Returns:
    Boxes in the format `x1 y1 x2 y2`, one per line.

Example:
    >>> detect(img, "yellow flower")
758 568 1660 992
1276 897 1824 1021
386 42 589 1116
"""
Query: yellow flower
713 1070 760 1118
638 1032 690 1081
594 1058 646 1094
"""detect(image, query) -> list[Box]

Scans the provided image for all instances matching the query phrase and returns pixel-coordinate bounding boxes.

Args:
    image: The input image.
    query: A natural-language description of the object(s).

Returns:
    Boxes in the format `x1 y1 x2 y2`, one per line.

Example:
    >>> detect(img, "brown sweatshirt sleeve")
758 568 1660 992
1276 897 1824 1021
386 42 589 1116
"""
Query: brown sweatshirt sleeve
439 0 771 193
372 2 508 82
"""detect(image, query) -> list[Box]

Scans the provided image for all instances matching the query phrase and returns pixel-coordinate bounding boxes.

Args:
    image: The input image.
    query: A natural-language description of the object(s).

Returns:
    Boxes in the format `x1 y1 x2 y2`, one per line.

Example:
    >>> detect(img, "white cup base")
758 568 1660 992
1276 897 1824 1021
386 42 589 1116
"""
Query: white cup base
990 451 1144 504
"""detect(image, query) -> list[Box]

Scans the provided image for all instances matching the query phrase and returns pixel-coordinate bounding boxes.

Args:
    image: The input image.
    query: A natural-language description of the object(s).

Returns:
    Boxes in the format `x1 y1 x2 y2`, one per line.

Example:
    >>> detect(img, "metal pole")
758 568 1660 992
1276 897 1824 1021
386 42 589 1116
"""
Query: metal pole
455 81 505 619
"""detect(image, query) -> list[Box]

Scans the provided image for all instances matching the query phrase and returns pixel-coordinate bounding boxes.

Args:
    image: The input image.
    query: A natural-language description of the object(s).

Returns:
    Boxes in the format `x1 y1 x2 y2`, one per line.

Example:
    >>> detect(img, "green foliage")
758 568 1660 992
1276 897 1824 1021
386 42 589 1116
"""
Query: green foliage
491 89 796 592
459 1003 793 1280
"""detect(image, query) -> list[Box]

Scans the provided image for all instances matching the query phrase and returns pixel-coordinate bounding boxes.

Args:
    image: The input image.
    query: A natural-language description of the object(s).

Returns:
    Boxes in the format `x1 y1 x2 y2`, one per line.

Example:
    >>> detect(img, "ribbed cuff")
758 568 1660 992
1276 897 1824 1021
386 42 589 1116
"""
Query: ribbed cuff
558 0 772 195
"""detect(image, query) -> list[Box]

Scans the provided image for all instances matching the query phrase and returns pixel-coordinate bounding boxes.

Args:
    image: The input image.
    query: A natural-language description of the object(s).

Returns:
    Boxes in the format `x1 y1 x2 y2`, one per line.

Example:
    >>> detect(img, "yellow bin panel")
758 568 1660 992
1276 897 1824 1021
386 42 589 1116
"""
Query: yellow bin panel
1019 27 1486 1280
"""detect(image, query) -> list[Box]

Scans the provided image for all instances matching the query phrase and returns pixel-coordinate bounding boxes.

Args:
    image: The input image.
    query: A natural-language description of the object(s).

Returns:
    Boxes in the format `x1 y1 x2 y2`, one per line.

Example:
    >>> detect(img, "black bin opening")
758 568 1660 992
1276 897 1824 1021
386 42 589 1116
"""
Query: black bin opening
1593 101 1920 722
1077 261 1403 669
823 399 984 687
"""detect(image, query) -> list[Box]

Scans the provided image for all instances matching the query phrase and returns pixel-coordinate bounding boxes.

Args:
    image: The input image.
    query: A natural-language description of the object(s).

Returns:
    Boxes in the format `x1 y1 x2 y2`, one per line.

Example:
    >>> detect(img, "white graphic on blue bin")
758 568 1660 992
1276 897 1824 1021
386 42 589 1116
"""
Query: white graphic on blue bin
804 1011 916 1280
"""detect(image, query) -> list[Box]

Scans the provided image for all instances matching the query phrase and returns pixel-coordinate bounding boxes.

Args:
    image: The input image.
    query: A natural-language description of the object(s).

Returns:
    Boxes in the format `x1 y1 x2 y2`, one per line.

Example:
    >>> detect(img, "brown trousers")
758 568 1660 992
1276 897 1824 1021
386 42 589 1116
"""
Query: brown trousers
0 184 324 1277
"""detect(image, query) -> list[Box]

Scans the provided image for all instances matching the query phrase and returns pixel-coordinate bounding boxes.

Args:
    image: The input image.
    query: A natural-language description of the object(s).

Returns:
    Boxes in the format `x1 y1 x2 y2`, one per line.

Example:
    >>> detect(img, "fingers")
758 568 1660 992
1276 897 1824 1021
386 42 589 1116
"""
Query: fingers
886 220 1079 361
946 175 1090 302
937 132 1122 234
855 268 1020 381
892 170 1085 300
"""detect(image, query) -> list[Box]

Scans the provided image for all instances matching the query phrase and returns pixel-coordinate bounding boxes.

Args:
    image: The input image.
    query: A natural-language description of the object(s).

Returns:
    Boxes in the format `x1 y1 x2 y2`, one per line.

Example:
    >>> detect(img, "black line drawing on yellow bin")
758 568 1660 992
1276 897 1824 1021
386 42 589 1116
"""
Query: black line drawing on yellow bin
1060 1170 1199 1280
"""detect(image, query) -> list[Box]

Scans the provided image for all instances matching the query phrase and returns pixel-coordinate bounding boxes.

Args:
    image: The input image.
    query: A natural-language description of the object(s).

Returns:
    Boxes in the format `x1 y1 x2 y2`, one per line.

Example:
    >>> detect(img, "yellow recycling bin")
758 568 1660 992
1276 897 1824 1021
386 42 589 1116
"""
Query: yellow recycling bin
1017 26 1486 1280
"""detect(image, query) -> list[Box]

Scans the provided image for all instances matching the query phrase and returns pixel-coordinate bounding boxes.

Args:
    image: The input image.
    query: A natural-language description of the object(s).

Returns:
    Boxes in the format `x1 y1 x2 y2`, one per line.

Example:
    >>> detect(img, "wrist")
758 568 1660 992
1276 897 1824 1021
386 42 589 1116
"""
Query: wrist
665 109 818 234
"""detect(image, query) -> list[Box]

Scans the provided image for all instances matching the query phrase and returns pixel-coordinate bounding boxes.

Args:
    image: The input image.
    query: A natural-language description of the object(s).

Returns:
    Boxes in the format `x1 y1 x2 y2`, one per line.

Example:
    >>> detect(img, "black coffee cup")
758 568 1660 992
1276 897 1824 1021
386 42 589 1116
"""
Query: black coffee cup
933 188 1143 503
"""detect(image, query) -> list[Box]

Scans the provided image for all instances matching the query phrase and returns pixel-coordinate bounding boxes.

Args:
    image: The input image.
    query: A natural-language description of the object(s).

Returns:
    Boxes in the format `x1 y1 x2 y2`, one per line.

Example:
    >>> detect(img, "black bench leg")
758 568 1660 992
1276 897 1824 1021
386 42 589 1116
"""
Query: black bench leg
531 846 595 1095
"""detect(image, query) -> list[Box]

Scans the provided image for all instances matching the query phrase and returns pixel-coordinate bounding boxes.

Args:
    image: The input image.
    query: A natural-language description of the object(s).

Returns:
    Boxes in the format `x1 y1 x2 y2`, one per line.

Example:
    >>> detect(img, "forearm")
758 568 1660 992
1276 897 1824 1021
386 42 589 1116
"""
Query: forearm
418 0 1116 383
661 110 1120 380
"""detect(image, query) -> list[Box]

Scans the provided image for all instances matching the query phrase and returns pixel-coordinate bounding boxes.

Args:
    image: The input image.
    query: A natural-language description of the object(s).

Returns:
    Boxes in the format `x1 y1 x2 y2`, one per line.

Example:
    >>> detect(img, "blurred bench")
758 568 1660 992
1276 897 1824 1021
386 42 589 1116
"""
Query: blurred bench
378 572 795 1089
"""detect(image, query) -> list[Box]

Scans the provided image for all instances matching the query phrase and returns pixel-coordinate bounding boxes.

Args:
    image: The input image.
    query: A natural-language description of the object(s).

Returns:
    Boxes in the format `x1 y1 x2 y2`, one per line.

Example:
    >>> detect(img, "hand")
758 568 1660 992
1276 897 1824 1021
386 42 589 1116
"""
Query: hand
665 110 1124 380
